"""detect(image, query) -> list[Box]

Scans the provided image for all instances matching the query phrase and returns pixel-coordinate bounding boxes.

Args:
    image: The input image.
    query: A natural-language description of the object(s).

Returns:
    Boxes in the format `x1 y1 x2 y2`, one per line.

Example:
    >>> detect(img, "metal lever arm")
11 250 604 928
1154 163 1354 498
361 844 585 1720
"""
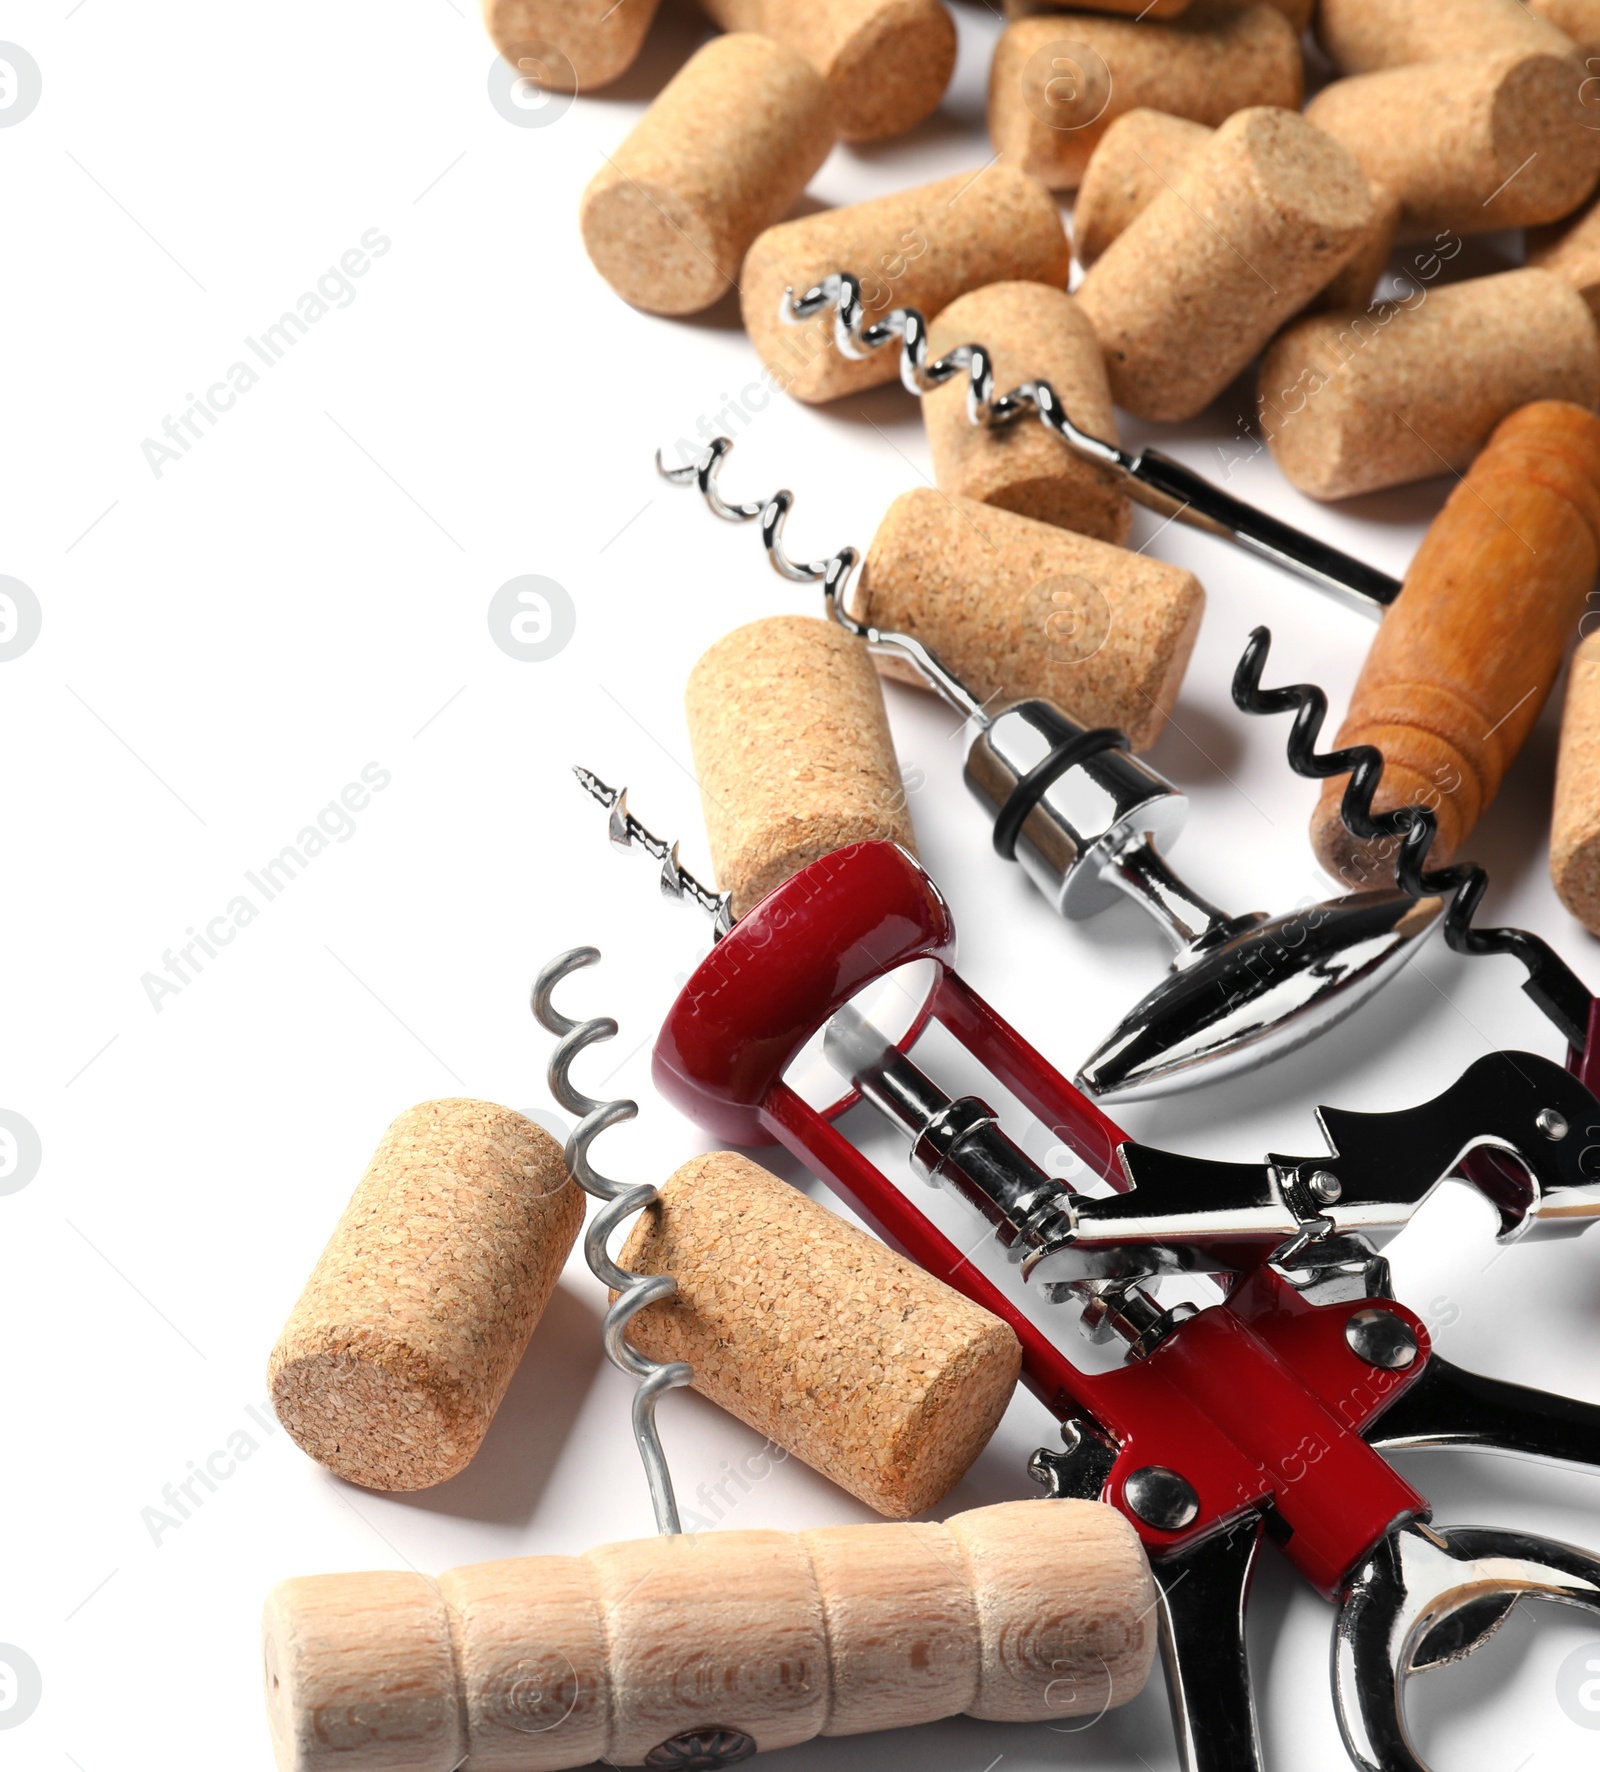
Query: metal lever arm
1365 1353 1600 1471
1153 1518 1267 1772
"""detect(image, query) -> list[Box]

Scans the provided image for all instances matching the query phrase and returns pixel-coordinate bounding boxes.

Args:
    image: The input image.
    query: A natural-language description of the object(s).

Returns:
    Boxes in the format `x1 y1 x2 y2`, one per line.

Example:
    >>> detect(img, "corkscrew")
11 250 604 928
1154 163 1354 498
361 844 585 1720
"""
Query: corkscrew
573 765 734 935
532 948 692 1534
658 440 1445 1100
783 269 1402 612
639 833 1600 1772
1232 626 1600 1088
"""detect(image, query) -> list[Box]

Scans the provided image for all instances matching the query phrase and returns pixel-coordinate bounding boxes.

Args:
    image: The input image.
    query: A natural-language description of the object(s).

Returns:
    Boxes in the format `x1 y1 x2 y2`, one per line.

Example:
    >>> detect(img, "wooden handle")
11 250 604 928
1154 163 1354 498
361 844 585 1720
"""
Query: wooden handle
262 1499 1156 1771
1312 399 1600 886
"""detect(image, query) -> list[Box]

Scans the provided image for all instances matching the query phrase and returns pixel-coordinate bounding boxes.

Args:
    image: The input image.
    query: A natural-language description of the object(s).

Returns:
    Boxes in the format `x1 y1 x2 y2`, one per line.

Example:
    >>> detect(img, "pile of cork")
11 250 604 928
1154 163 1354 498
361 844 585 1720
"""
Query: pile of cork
492 0 1600 930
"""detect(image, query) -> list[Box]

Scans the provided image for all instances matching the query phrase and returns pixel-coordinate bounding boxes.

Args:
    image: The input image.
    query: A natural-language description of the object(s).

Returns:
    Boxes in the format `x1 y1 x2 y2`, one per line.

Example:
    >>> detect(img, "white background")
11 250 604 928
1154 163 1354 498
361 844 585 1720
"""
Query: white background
3 3 1600 1768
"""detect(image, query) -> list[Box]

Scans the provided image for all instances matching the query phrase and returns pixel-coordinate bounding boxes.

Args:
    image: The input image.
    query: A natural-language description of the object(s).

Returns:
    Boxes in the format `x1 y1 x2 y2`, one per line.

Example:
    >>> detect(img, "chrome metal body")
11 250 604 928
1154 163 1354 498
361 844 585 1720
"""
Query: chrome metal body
1335 1520 1600 1772
532 948 693 1535
786 270 1402 612
656 444 1446 1101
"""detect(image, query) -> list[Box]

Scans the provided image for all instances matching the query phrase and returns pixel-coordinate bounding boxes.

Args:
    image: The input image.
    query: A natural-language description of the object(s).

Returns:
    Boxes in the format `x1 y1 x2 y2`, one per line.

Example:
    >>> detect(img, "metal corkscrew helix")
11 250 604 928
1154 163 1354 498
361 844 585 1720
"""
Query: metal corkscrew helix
1233 626 1597 1057
657 439 1444 1099
781 270 1402 612
532 948 692 1535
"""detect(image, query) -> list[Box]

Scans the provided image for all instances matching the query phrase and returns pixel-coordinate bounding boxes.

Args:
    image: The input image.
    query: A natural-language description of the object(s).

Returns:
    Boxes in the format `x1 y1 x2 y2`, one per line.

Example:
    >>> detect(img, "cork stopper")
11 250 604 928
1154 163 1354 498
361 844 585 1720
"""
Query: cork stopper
741 166 1071 405
1528 0 1600 56
1259 268 1600 501
579 35 834 317
1074 106 1376 424
853 489 1202 750
1309 401 1600 886
1553 631 1600 935
1073 109 1212 268
481 0 658 91
696 0 958 142
1005 0 1191 15
268 1100 583 1491
617 1151 1022 1517
1305 51 1600 238
1073 108 1400 314
1315 0 1577 72
922 282 1130 544
986 2 1303 192
685 615 916 918
1530 192 1600 319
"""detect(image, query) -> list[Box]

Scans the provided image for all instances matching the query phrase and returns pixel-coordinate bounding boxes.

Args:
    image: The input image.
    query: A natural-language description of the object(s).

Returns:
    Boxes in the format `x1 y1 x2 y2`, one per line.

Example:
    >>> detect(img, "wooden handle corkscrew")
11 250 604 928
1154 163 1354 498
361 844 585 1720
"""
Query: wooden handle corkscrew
263 1499 1156 1771
1311 399 1600 885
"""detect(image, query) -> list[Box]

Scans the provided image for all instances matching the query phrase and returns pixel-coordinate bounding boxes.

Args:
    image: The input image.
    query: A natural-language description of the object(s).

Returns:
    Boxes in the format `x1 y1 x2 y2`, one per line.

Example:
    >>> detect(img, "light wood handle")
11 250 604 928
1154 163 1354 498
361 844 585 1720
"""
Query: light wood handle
263 1499 1156 1771
1311 399 1600 885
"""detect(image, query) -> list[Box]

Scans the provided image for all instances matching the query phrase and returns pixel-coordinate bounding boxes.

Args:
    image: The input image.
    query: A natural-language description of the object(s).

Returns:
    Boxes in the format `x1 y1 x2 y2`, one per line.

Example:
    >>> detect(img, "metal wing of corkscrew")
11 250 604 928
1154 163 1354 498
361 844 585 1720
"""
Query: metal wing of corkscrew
782 270 1402 613
532 948 693 1535
1232 626 1598 1062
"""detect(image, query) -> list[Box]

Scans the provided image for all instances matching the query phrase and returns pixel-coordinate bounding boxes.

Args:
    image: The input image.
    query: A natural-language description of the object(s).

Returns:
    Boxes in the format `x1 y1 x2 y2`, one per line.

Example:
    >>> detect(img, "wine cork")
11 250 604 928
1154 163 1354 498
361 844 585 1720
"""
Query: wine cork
481 0 658 91
263 1500 1156 1772
1530 192 1600 319
1528 0 1600 56
986 3 1303 192
579 36 834 317
618 1152 1022 1517
922 282 1130 544
1073 108 1400 312
1073 109 1212 267
1258 269 1600 501
742 166 1070 404
1006 0 1192 17
1310 401 1600 886
695 0 957 141
852 489 1203 750
1553 631 1600 934
686 616 917 918
1305 52 1600 238
1074 107 1375 424
268 1101 583 1492
1315 0 1577 71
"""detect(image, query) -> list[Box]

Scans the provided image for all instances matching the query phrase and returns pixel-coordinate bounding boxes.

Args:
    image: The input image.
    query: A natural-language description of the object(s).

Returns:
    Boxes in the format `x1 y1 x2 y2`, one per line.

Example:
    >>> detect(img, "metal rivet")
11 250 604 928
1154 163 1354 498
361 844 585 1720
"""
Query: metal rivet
1345 1307 1419 1371
1123 1465 1200 1532
1307 1168 1342 1204
1536 1108 1569 1141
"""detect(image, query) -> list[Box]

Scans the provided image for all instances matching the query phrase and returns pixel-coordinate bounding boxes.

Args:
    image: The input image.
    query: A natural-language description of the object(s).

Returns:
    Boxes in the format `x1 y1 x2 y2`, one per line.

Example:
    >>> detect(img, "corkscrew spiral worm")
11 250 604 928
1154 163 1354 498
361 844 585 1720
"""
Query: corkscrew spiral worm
1232 626 1592 1050
656 435 991 726
533 947 692 1534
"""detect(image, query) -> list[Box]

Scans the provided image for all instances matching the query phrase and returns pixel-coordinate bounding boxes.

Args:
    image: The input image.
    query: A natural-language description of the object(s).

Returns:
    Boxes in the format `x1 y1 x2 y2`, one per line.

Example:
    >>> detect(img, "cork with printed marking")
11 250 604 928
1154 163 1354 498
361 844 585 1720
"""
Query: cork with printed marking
1305 52 1600 238
1315 0 1576 72
695 0 956 141
580 35 834 317
986 2 1303 193
741 166 1070 404
922 282 1130 544
1553 631 1600 935
481 0 659 90
617 1151 1022 1517
686 615 917 918
852 489 1202 750
1074 109 1400 314
1259 269 1600 500
268 1100 583 1491
1074 107 1375 423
